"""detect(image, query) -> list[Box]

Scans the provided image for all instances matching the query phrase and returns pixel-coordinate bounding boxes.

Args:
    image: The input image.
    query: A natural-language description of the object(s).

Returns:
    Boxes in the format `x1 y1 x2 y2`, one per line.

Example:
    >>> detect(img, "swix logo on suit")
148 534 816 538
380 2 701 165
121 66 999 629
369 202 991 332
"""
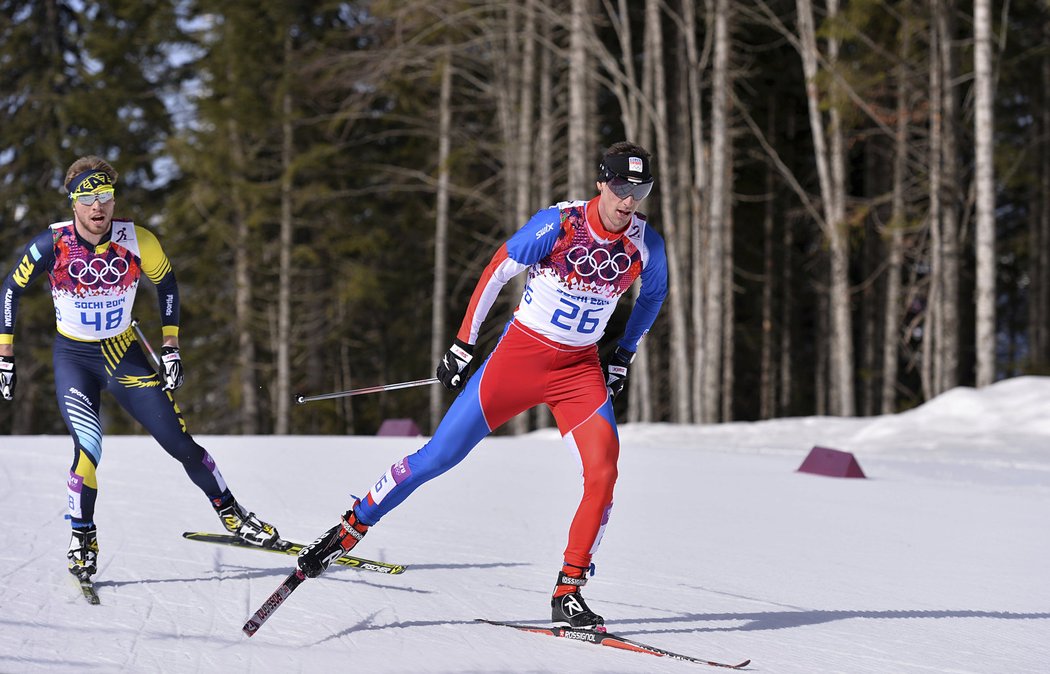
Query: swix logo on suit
50 221 142 340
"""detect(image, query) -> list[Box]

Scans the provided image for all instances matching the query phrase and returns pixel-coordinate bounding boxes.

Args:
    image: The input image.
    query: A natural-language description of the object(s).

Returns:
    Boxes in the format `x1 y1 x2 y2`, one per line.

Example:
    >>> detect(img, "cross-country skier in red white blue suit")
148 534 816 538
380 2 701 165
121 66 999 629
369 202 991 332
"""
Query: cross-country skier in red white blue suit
298 142 668 629
0 155 280 583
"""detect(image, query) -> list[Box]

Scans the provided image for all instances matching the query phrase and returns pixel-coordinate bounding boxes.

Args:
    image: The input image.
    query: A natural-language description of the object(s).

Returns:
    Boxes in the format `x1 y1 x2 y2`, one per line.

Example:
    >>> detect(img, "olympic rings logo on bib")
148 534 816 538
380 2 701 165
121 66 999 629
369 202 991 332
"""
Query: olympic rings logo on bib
566 245 632 281
68 256 130 285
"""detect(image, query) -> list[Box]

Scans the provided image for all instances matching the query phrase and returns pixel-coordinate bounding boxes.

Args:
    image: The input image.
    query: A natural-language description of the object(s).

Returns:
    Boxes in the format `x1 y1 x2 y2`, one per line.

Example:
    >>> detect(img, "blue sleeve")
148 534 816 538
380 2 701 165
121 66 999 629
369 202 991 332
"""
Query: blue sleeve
1 229 55 341
504 206 562 265
618 227 668 352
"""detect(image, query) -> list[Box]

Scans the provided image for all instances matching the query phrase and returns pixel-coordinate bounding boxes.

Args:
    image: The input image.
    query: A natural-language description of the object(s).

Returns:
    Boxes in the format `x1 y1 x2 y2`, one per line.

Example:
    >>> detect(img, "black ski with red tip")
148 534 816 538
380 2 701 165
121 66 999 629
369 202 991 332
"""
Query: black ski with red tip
475 619 750 669
242 569 307 636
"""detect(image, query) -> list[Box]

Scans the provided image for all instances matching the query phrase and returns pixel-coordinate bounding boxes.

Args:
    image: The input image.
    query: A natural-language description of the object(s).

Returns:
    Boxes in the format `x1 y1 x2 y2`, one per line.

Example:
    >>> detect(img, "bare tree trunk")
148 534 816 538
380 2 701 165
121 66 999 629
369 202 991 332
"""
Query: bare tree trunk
701 0 730 423
721 144 735 422
568 0 589 197
925 0 944 400
684 0 709 423
937 0 960 392
827 207 854 414
275 48 293 434
826 0 853 416
797 0 854 416
675 47 693 363
536 10 553 242
1035 24 1050 368
609 0 639 137
816 285 828 416
629 2 658 424
860 150 878 417
645 0 690 422
779 110 798 415
779 213 794 415
881 18 911 414
973 0 996 386
430 46 453 432
760 101 776 420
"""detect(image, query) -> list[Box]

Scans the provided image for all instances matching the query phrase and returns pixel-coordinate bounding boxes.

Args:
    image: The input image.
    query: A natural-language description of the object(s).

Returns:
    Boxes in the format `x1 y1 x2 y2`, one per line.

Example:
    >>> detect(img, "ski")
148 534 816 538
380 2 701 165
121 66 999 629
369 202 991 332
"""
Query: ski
475 619 750 670
242 568 306 637
182 532 406 575
71 573 101 605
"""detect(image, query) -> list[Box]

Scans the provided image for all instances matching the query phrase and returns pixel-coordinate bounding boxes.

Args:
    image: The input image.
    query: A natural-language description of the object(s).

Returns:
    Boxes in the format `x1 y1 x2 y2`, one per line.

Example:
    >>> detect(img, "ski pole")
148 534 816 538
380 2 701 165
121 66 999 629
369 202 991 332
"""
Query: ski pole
130 318 162 372
295 377 440 405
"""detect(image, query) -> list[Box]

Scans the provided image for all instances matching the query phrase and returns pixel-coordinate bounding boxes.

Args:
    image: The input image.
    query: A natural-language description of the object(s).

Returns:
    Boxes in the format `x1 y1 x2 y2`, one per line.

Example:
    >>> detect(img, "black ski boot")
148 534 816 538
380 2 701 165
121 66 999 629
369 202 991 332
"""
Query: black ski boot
67 526 99 580
551 564 605 629
297 503 369 578
214 497 280 548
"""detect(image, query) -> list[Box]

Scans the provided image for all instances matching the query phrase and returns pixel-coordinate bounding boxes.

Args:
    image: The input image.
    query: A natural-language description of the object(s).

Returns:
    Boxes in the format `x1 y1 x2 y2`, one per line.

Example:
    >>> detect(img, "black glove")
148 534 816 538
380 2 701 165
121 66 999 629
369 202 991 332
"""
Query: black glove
0 355 15 401
160 346 184 391
436 339 474 391
603 346 635 400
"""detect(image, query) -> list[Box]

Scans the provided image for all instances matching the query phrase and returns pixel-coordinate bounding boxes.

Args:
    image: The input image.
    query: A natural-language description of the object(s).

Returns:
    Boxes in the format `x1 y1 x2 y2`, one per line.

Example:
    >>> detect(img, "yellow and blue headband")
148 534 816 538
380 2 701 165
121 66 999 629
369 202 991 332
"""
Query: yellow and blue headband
67 170 115 201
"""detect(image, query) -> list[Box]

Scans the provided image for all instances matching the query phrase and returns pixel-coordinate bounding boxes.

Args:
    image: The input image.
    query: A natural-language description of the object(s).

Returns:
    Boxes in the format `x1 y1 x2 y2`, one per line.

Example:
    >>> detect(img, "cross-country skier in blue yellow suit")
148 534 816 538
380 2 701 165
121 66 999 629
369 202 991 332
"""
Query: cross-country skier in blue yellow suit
297 142 668 629
0 155 280 583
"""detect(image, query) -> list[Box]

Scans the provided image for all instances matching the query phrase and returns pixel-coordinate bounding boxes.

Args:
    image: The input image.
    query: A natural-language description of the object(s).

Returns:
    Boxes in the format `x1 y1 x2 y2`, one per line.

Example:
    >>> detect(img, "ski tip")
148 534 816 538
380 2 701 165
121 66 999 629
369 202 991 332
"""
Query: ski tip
733 660 751 669
181 531 210 540
294 394 306 405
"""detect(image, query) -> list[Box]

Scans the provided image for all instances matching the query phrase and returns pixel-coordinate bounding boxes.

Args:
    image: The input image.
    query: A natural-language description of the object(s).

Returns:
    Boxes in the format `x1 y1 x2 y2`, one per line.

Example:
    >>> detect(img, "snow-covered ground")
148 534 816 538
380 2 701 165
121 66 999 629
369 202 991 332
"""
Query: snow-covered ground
2 376 1048 673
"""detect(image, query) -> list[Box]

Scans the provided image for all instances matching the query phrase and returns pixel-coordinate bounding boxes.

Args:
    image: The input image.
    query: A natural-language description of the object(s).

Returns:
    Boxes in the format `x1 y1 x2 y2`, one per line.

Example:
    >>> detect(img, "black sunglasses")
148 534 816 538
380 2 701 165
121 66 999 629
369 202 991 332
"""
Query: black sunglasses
606 175 653 200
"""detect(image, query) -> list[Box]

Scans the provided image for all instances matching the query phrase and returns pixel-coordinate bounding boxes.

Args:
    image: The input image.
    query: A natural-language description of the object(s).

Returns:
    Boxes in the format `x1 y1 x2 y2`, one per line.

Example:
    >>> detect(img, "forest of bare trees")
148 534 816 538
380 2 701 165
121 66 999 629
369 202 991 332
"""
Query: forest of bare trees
1 1 1047 436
